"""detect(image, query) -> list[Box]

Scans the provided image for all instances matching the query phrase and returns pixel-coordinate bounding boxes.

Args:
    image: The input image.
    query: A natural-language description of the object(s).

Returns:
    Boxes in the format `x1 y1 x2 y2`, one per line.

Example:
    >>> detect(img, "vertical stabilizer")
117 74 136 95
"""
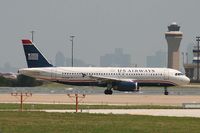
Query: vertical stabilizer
21 40 53 68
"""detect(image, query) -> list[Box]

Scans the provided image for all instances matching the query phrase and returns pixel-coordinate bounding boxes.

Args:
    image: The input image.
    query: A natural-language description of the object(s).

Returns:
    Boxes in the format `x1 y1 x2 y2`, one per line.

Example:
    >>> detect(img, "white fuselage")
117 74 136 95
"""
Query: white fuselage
19 67 190 87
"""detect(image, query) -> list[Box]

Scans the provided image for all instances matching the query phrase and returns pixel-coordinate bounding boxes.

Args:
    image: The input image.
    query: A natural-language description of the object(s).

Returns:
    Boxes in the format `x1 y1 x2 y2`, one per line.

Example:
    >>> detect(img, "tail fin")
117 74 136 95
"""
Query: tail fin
21 40 53 68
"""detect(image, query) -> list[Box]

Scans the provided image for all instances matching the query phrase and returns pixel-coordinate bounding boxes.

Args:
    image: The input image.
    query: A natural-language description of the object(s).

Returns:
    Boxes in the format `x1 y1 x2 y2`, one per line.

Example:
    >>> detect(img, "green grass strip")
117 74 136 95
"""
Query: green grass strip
0 111 199 133
0 103 182 110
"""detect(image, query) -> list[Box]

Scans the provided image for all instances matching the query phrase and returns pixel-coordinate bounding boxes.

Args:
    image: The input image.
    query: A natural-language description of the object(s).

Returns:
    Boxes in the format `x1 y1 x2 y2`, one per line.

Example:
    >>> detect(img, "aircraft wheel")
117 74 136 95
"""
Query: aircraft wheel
136 86 140 92
104 89 108 95
164 87 169 95
108 90 113 95
164 91 169 95
104 89 113 95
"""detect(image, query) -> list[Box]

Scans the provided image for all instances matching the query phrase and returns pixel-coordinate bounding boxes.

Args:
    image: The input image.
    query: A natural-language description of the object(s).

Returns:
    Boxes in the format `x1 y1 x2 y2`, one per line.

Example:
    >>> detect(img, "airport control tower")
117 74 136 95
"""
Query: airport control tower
165 22 183 70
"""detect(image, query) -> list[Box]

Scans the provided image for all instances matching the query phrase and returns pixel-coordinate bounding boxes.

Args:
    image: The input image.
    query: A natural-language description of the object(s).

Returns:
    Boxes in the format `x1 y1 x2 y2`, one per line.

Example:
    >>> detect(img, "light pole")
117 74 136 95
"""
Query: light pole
182 52 184 65
70 36 75 67
196 36 200 81
186 52 188 64
30 31 35 42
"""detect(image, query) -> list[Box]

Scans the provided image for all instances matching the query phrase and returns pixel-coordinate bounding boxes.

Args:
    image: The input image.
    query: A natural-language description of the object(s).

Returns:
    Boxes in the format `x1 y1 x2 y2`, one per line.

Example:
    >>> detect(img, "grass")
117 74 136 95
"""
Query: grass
0 111 199 133
0 103 182 110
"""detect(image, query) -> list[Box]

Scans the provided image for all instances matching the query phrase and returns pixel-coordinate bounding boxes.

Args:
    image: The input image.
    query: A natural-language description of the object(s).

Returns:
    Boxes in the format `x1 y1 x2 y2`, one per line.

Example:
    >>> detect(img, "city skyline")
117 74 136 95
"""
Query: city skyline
146 50 167 67
100 48 131 67
0 47 133 72
0 44 196 73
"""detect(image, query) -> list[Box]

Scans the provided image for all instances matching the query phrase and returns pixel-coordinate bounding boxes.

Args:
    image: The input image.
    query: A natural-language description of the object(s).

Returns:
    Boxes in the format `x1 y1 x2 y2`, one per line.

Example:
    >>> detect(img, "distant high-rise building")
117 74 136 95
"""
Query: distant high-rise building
55 51 91 67
165 22 183 70
66 57 91 67
186 43 194 64
55 51 65 66
100 48 131 67
146 50 167 67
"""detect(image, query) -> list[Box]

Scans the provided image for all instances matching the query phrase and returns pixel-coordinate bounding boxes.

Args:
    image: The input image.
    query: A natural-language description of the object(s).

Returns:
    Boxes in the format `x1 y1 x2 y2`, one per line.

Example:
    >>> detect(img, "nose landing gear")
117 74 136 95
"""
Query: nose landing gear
104 83 113 95
164 87 169 95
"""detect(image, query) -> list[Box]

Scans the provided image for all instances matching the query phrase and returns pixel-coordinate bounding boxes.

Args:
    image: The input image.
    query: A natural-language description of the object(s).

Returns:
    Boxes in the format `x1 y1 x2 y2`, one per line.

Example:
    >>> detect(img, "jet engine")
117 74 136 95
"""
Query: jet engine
112 82 138 91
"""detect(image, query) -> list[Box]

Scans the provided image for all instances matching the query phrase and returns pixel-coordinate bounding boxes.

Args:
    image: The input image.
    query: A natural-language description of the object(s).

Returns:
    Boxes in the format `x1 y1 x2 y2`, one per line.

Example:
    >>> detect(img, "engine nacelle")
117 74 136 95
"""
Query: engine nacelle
112 82 137 91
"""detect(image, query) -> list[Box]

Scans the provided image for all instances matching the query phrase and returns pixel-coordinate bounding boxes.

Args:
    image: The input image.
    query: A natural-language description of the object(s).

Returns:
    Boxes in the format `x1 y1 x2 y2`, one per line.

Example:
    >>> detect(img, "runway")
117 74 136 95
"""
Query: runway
1 85 200 95
44 109 200 118
1 86 200 118
1 94 200 106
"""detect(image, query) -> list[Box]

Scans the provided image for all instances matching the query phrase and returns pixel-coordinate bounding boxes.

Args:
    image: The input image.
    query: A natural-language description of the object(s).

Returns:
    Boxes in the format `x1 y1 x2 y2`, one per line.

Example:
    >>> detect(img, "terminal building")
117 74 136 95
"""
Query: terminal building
184 43 200 82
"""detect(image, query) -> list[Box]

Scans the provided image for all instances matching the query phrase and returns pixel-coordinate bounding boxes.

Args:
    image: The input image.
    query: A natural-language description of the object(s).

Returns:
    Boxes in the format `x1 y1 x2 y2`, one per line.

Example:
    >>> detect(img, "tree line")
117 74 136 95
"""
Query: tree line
0 75 43 87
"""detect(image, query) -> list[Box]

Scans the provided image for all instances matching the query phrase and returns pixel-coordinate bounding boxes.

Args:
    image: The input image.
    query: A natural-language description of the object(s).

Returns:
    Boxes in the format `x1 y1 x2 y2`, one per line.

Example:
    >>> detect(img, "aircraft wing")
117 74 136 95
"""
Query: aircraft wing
88 75 136 83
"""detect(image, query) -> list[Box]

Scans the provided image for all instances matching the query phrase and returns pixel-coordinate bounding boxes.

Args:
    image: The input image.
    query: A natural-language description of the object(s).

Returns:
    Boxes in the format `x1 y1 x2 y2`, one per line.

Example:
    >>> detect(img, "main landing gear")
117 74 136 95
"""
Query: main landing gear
104 83 113 95
104 89 113 95
135 82 140 92
164 86 169 95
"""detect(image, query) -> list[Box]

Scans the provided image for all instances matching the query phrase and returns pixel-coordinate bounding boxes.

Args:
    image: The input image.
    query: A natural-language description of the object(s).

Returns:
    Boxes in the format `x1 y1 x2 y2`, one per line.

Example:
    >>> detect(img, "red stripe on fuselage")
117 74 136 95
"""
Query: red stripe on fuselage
135 80 177 86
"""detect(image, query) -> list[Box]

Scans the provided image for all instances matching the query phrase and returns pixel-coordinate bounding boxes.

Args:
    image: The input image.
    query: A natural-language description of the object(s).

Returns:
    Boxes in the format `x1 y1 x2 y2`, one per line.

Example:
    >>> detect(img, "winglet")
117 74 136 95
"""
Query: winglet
22 40 32 45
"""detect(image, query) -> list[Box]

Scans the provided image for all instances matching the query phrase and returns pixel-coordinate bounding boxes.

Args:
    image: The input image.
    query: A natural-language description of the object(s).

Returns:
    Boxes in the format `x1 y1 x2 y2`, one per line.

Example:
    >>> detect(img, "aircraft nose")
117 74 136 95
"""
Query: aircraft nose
183 76 190 84
186 77 190 84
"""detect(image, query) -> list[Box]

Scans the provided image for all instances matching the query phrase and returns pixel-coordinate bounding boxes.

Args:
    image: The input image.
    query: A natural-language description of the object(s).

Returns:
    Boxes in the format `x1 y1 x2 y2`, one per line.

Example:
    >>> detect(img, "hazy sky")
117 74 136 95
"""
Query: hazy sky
0 0 200 69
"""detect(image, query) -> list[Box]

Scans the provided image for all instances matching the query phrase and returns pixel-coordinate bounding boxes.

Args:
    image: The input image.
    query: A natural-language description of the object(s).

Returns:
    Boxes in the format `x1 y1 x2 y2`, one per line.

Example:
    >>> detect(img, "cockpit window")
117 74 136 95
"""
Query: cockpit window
175 73 184 76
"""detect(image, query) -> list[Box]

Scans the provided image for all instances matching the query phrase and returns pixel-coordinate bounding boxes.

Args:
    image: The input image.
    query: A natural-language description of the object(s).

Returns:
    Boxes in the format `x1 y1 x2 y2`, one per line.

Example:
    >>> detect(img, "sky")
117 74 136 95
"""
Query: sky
0 0 200 70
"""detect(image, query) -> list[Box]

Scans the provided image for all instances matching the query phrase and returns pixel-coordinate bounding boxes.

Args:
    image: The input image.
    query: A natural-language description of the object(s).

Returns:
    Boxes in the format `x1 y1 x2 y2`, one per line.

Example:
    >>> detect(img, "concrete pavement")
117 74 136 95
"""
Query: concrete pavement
44 109 200 118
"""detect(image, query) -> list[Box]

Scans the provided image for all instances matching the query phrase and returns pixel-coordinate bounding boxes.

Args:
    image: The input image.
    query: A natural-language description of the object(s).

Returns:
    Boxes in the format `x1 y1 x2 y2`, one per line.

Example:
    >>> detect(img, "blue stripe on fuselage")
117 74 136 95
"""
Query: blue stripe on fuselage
55 81 175 87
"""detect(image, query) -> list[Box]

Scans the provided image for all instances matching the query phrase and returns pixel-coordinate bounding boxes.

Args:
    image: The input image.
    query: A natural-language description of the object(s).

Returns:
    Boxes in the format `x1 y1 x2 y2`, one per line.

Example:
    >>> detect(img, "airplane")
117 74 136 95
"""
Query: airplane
18 39 190 95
